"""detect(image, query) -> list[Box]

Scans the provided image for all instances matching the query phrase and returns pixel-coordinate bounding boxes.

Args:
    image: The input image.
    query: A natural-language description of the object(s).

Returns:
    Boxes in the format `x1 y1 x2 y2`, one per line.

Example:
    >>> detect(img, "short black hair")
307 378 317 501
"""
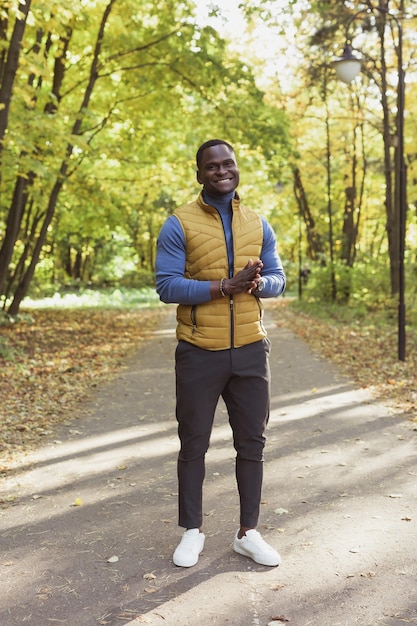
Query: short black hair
196 139 234 169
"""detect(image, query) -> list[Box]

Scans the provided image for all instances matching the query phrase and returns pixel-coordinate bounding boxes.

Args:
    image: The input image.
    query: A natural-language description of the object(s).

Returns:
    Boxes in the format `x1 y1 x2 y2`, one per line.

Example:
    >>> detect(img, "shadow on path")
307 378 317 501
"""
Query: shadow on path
1 304 416 626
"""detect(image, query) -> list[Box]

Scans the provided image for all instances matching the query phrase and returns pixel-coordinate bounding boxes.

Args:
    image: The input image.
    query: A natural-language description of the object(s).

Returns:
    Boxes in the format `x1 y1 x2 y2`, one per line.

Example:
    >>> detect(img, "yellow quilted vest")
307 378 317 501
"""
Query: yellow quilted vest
174 192 266 350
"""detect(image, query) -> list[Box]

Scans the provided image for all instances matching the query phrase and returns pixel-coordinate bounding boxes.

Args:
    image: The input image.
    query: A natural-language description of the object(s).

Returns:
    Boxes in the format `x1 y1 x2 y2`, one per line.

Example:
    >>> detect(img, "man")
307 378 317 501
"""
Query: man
156 139 286 568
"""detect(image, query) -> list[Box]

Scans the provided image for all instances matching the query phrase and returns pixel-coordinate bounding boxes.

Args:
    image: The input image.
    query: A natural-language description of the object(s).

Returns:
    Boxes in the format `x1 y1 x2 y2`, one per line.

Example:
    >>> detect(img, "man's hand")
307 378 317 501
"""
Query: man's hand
224 258 263 295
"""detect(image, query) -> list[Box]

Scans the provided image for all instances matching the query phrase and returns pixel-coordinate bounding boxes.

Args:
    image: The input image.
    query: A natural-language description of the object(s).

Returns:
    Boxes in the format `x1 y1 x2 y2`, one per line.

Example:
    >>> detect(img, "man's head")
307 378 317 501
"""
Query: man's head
196 139 240 197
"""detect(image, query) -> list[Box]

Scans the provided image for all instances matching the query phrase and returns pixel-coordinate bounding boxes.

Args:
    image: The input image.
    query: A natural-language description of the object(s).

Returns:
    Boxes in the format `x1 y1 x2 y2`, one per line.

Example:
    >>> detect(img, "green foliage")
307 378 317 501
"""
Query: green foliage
296 257 417 327
0 0 291 313
296 259 388 305
1 0 415 324
291 291 397 329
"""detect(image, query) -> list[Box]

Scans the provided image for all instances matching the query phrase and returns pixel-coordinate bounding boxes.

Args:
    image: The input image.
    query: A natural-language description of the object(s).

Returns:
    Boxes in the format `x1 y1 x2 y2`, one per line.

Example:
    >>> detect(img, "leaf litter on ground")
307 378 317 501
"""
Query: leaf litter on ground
1 299 415 478
0 306 166 473
270 299 416 420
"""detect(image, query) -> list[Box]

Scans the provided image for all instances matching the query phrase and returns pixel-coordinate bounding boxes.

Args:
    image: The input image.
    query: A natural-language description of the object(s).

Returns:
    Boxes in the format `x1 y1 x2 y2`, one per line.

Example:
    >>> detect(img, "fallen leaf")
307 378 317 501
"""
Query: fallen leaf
107 555 119 563
0 308 166 459
143 573 156 580
274 507 289 515
72 497 83 507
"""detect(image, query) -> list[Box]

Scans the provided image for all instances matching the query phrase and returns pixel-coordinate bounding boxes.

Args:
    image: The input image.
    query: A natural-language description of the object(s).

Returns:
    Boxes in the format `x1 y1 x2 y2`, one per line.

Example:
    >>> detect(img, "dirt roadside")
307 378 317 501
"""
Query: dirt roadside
0 303 416 626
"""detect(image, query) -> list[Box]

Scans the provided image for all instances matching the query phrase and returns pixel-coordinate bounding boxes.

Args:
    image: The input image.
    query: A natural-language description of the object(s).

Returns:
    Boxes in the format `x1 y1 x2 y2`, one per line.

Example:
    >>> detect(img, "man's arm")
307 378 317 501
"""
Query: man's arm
156 215 285 304
155 216 212 305
252 217 286 298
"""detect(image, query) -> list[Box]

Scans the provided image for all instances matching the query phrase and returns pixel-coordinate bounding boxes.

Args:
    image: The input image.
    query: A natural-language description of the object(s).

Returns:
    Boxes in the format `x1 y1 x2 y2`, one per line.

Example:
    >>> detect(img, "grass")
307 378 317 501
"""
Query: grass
21 286 161 310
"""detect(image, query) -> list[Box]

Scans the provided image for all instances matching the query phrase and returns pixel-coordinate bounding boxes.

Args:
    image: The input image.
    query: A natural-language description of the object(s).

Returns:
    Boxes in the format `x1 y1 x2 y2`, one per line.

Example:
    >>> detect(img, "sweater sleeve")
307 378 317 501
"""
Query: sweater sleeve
256 217 286 298
155 215 212 305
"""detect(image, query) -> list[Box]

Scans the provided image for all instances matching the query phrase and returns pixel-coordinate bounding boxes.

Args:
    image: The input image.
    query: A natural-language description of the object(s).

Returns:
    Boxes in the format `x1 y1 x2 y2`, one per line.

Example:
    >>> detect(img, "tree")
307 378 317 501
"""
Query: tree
300 0 412 299
0 0 290 313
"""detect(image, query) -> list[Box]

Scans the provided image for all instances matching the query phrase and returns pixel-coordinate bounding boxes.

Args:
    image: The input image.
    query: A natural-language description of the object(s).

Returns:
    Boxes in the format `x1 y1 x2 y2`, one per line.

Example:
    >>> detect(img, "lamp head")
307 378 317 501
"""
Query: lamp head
332 43 362 83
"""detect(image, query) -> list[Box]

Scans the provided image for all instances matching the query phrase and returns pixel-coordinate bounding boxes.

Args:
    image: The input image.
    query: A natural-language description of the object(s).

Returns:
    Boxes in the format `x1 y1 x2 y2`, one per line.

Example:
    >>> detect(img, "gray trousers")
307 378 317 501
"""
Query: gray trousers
175 338 271 529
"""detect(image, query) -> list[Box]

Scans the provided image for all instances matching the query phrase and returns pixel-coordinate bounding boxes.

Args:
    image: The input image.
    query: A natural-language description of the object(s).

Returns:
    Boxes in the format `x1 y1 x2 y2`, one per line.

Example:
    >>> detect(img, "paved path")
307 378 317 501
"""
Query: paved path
1 304 416 626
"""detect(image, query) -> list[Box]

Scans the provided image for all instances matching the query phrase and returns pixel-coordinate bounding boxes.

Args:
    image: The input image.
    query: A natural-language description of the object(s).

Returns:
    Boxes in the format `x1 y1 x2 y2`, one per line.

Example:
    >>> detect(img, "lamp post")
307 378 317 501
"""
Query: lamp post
332 6 406 361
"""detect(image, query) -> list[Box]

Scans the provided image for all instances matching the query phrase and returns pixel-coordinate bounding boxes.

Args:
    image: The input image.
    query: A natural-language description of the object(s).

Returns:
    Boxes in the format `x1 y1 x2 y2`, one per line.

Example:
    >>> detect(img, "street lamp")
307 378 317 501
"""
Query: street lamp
332 6 406 361
333 43 362 83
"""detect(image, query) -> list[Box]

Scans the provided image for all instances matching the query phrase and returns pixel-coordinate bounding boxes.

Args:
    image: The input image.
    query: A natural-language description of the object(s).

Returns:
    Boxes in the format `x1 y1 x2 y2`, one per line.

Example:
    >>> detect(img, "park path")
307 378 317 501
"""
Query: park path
0 303 416 626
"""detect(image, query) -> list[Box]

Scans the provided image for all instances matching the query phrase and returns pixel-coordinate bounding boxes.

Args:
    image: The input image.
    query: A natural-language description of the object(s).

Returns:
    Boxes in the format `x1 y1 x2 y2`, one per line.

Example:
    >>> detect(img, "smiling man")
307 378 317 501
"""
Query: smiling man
156 139 286 568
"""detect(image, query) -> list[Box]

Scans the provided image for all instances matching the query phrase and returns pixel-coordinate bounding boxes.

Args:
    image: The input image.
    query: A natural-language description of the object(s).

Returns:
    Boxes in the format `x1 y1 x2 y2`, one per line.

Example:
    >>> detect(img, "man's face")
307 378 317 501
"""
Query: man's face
196 144 240 197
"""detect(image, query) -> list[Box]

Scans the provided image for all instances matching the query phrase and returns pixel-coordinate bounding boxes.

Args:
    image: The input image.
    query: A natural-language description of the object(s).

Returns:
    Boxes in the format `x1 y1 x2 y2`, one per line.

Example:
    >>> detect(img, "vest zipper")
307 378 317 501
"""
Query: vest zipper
229 295 234 347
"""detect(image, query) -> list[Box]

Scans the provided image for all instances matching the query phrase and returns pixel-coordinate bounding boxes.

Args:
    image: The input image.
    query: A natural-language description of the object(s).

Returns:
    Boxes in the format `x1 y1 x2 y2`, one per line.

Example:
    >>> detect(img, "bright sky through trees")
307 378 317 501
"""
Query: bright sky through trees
193 0 304 85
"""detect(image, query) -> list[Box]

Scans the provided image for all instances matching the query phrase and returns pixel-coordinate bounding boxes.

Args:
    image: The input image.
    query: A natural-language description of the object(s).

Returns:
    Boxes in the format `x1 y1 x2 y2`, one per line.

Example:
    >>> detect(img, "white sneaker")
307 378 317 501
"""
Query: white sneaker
233 529 281 566
173 529 205 567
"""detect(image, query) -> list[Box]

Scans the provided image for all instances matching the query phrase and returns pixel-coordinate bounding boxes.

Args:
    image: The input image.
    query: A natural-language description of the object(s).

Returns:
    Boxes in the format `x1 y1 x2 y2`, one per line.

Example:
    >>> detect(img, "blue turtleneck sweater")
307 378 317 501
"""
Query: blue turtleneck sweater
156 191 285 305
203 190 235 277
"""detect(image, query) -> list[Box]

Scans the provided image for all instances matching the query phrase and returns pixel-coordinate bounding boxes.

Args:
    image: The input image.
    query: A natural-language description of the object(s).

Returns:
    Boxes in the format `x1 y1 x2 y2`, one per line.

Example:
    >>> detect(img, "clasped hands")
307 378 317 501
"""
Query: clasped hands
223 259 263 295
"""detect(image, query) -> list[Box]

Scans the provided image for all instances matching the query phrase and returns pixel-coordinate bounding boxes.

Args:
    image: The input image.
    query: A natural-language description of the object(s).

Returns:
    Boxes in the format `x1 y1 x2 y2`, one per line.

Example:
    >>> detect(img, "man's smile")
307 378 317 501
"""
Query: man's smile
196 143 240 196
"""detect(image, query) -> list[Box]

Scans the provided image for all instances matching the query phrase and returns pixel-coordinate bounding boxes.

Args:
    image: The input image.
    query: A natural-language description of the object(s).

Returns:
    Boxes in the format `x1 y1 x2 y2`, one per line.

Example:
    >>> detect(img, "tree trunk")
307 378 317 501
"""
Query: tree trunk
6 0 116 314
0 175 32 296
8 177 65 314
341 114 366 268
342 185 356 267
377 8 400 297
0 11 66 298
324 98 336 301
0 0 31 152
292 167 324 260
0 1 32 297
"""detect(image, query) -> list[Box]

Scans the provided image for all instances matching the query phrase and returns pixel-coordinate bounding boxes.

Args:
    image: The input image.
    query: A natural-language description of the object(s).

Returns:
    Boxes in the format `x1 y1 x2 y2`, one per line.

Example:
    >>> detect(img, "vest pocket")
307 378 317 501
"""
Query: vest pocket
255 297 266 331
190 305 197 333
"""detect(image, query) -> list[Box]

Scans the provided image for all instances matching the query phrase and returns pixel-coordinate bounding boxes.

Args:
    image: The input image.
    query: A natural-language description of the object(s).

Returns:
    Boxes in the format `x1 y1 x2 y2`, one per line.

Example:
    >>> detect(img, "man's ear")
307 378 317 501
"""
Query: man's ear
196 170 202 185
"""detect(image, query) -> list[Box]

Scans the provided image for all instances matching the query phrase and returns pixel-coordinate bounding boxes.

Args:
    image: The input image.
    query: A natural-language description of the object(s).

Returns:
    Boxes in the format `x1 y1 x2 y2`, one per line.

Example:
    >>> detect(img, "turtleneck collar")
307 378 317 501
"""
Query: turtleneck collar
203 189 236 215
